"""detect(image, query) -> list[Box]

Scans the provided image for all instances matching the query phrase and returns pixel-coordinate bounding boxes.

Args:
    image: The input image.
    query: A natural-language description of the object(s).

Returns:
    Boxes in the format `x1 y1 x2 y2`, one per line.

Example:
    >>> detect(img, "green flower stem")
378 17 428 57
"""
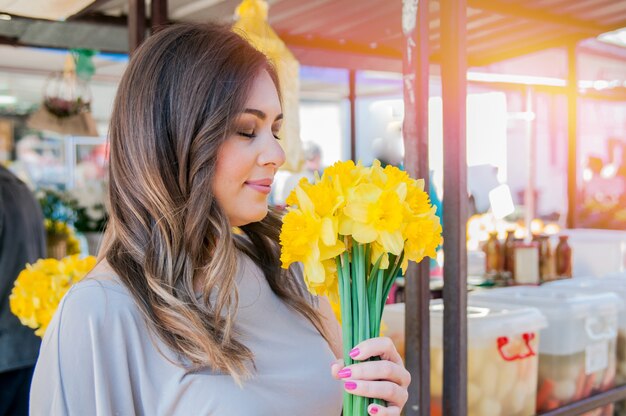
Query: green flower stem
366 255 383 309
336 253 353 416
364 243 371 282
380 253 404 320
373 268 384 337
354 242 368 415
337 242 406 415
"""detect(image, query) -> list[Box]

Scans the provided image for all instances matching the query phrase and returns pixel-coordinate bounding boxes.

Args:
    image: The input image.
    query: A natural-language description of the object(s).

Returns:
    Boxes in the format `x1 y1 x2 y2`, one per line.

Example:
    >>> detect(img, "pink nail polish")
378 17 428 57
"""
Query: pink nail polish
349 347 360 358
344 381 357 391
369 406 379 415
337 368 351 378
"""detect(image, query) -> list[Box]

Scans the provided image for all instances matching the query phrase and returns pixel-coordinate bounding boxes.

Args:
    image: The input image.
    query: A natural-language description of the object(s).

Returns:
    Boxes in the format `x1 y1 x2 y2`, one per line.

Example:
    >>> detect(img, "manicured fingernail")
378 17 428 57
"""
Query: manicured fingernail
369 405 379 415
337 368 352 378
349 347 360 358
344 381 357 390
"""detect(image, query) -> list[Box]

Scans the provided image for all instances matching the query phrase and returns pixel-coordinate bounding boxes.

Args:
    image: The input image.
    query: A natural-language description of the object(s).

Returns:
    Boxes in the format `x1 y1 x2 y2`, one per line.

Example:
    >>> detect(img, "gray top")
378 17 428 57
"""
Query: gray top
30 252 342 415
0 166 45 372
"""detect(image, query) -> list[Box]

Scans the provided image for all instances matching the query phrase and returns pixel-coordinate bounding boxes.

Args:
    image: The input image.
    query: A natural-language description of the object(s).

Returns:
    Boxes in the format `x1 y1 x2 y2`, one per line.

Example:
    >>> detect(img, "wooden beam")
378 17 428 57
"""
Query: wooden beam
467 21 554 53
66 0 114 21
0 35 20 47
268 0 335 23
468 33 587 67
128 0 146 54
402 0 431 415
279 33 402 60
441 0 468 414
581 88 626 102
151 0 168 33
0 34 126 57
318 1 399 37
467 0 610 34
286 0 385 36
70 12 129 26
288 45 402 72
566 43 578 229
556 0 624 17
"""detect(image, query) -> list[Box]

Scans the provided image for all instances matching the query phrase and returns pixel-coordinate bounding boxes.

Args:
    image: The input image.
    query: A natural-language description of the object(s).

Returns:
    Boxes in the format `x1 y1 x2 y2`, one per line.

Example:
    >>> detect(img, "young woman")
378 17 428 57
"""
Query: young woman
30 23 410 415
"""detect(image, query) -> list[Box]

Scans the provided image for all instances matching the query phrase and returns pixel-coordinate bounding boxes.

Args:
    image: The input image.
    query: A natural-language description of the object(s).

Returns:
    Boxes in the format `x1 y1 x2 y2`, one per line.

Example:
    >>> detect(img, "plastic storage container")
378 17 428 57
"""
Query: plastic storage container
470 286 622 413
546 277 626 386
382 300 547 416
561 229 626 277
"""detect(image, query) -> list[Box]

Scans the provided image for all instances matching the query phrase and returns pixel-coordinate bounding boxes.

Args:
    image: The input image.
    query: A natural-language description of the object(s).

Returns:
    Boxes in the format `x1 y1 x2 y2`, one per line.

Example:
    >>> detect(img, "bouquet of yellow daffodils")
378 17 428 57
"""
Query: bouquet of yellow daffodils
10 255 96 337
280 160 442 415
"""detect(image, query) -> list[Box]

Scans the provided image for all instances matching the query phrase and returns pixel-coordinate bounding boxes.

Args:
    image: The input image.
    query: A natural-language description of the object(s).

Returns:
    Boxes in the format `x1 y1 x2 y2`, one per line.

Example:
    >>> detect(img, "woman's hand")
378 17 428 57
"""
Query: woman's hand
331 337 411 415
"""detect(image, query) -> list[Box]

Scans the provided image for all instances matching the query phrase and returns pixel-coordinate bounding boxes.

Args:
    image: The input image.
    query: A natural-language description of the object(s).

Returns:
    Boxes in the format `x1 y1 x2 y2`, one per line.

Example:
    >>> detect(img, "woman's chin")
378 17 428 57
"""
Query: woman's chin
230 207 269 227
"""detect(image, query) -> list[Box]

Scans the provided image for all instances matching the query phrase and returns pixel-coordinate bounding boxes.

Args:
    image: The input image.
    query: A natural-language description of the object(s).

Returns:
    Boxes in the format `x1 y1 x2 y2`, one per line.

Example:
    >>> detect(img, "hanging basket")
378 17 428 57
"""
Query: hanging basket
28 54 98 136
28 107 98 137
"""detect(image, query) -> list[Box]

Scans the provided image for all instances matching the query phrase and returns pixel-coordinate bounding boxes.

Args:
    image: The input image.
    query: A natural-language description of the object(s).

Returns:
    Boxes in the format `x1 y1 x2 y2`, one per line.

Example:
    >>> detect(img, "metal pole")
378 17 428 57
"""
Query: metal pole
349 69 357 162
402 0 431 415
128 0 146 54
151 0 168 33
566 43 578 229
525 86 535 240
441 0 468 414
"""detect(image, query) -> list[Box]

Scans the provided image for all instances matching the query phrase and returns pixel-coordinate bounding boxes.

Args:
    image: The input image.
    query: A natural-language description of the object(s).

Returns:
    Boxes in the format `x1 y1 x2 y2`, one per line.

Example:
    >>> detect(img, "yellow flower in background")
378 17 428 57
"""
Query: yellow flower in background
10 255 96 337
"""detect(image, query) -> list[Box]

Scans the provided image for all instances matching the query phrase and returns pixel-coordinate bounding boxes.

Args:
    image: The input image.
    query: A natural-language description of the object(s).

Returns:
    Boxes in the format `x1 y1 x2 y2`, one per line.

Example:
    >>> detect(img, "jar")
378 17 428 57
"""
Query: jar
484 232 502 275
555 235 572 278
533 234 554 282
503 230 516 274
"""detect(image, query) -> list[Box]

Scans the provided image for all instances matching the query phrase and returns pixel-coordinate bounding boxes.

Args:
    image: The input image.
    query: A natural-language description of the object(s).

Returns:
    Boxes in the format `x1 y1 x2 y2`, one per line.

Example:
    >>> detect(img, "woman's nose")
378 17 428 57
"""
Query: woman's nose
259 132 286 168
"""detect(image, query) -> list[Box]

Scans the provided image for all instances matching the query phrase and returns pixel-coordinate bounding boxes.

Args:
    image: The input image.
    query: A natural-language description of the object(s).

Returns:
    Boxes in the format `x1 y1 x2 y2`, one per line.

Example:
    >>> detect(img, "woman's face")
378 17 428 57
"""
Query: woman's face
212 69 286 227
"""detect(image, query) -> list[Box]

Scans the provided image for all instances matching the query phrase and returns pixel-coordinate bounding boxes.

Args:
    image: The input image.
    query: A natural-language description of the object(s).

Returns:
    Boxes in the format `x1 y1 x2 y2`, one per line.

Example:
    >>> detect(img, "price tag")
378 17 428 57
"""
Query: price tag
585 341 609 375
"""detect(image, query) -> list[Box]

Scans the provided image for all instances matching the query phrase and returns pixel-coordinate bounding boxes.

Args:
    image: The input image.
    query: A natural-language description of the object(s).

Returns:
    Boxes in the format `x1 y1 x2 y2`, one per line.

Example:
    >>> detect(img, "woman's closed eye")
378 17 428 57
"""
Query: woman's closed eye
238 130 256 138
236 129 282 140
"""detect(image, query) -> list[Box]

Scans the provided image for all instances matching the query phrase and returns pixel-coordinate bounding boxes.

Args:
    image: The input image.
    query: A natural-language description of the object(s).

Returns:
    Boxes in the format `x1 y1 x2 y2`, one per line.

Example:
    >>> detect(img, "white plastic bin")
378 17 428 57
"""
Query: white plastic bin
546 277 626 386
470 286 622 413
562 229 626 277
382 300 547 416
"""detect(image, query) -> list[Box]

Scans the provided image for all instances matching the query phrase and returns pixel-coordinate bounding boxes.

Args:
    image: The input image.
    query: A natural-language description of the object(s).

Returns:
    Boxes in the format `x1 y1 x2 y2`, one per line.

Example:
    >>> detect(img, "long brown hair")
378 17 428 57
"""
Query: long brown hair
104 22 327 382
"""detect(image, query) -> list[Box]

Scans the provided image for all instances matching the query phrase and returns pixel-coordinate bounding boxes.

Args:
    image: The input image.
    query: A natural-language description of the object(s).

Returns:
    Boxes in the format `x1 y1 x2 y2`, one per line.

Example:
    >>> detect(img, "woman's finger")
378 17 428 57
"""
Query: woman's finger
330 358 345 378
350 337 403 366
337 360 410 388
342 379 408 408
367 403 402 416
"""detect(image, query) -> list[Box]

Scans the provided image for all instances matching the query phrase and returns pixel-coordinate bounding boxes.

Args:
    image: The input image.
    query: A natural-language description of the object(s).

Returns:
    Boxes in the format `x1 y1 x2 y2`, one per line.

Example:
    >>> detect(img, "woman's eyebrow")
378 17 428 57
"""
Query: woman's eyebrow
243 108 283 122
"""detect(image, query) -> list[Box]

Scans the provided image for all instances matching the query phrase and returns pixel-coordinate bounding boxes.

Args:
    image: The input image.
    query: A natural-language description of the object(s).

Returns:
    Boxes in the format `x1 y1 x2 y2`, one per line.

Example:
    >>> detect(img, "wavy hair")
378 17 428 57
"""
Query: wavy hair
103 22 328 382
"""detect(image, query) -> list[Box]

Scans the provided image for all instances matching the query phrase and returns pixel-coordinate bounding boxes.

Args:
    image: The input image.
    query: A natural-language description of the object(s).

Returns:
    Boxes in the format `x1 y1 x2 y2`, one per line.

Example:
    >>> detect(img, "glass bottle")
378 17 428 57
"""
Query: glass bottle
555 235 572 278
503 230 516 274
534 234 553 282
484 231 502 276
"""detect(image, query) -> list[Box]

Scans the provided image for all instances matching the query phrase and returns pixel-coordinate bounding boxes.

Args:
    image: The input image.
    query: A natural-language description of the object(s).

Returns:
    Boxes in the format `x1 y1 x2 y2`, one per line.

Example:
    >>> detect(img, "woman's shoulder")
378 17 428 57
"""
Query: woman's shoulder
57 263 139 326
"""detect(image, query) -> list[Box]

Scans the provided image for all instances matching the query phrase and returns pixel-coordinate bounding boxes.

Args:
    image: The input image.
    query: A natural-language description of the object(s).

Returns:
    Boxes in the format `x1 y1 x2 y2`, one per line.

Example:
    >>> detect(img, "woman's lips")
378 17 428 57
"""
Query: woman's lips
245 179 272 194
